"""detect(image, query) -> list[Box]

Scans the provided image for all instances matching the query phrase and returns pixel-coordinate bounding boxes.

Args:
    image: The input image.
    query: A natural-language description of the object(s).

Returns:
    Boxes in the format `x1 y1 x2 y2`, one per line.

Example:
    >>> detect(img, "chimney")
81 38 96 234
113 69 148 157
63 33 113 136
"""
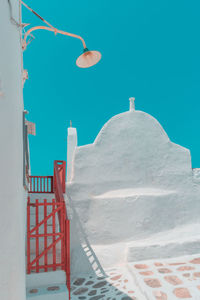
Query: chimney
129 97 135 111
67 125 77 182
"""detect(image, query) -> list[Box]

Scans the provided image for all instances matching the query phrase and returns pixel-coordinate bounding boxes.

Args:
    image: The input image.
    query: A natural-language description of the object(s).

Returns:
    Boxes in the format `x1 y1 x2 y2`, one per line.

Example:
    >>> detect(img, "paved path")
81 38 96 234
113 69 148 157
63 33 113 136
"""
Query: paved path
71 254 200 299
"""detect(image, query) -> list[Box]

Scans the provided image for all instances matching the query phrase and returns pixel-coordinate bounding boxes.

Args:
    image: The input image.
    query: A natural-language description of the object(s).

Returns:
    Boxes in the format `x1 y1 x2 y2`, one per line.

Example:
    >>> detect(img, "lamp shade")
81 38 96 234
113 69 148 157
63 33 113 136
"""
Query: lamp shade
76 48 101 68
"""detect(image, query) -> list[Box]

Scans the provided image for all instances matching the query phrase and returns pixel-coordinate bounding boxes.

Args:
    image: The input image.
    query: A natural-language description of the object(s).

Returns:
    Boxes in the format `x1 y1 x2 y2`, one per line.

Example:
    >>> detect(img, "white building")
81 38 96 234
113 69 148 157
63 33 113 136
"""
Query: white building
0 1 26 300
1 1 200 299
67 98 200 278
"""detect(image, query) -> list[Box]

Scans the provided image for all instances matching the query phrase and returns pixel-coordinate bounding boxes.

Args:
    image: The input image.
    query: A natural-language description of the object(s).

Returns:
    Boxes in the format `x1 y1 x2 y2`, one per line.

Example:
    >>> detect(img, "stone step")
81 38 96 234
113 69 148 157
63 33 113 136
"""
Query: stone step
26 270 69 300
127 237 200 262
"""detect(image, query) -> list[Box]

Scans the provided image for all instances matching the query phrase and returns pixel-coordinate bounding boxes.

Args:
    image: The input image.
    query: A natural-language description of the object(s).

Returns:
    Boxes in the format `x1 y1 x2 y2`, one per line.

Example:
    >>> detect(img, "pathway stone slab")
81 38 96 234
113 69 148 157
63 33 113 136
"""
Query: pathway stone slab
71 265 146 300
128 253 200 299
70 254 200 299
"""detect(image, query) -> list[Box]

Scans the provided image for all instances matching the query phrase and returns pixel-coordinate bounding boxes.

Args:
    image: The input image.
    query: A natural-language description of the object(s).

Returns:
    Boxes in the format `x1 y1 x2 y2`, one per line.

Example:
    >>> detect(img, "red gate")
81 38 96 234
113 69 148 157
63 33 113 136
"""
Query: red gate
27 197 66 272
27 161 70 298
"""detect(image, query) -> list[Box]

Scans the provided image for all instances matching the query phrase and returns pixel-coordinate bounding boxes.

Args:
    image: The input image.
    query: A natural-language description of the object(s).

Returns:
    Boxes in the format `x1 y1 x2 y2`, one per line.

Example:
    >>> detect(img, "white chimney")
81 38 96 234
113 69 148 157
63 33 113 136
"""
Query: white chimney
129 97 135 111
67 125 77 182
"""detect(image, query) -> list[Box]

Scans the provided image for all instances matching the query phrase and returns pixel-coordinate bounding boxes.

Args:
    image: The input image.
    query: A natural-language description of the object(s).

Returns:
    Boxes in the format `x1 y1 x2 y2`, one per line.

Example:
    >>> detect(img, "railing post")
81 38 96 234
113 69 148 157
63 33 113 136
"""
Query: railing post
44 199 48 272
35 199 39 272
62 161 66 193
52 198 56 271
53 161 56 193
54 161 66 194
51 176 54 193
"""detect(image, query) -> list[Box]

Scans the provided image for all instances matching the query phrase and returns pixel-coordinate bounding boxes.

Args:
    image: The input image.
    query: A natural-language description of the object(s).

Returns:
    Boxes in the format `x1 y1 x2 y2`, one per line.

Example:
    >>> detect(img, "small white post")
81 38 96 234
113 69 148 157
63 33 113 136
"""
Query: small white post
67 124 77 182
129 97 135 111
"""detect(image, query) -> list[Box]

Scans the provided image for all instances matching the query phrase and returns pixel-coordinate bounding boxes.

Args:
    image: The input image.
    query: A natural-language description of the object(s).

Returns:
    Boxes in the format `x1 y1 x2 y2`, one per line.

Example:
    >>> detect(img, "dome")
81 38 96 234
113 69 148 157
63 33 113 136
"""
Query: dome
71 107 192 193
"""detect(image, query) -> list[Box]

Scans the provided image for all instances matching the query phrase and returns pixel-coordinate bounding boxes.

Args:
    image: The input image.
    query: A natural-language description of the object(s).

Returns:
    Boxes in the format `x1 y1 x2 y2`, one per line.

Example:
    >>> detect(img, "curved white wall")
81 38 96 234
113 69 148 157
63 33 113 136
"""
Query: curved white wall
0 1 25 299
67 104 200 275
72 110 192 194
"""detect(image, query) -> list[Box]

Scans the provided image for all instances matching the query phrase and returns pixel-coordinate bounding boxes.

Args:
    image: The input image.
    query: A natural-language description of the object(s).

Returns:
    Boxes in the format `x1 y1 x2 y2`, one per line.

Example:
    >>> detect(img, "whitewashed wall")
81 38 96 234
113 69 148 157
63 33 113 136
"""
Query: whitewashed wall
67 103 200 275
0 1 26 299
71 110 192 193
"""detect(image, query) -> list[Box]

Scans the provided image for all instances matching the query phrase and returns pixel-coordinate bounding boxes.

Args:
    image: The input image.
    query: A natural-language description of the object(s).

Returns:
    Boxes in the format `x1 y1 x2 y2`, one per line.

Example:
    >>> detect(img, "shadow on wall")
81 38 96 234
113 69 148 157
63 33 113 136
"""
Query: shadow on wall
66 194 138 299
67 191 106 278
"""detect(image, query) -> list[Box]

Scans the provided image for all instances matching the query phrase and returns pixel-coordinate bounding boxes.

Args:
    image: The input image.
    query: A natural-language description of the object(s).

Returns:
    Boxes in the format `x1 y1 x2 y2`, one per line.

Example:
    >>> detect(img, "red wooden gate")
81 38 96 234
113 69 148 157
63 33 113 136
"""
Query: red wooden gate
27 161 70 298
27 197 66 273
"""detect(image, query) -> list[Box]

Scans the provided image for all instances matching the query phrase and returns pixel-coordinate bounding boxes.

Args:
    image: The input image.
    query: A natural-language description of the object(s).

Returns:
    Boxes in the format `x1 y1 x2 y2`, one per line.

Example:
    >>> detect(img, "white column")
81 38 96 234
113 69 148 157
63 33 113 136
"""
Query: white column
0 1 26 300
129 97 135 111
67 127 77 182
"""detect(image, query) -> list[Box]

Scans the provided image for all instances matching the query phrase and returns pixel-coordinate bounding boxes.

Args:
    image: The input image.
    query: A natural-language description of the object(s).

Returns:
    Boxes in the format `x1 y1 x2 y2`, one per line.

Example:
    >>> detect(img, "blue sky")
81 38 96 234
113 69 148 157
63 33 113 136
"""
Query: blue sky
23 0 200 175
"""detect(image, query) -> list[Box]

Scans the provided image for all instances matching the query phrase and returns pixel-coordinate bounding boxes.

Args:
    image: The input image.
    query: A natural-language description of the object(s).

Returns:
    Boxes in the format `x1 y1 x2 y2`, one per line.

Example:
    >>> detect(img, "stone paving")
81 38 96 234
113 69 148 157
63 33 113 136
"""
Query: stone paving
128 254 200 299
71 265 146 300
71 254 200 299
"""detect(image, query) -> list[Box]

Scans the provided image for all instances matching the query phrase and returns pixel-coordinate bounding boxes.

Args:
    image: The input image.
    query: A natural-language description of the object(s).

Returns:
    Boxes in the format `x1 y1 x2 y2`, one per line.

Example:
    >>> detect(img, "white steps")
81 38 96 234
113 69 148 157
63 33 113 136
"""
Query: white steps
26 270 69 300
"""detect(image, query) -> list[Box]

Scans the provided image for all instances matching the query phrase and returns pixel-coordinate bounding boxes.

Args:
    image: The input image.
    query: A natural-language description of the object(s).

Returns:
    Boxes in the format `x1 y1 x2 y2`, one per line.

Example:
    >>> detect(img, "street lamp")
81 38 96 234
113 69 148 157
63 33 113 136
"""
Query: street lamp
21 1 101 68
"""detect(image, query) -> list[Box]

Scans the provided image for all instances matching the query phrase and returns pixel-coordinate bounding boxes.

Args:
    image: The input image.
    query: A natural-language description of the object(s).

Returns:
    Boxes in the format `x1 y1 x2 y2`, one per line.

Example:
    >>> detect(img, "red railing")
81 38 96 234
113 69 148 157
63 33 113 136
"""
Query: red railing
53 161 70 299
27 197 66 273
29 176 53 193
27 161 70 299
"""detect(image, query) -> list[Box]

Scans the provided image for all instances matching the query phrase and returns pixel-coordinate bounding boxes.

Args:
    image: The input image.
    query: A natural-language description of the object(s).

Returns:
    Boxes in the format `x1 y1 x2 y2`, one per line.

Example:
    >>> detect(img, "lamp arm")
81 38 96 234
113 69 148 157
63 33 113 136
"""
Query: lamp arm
22 25 87 50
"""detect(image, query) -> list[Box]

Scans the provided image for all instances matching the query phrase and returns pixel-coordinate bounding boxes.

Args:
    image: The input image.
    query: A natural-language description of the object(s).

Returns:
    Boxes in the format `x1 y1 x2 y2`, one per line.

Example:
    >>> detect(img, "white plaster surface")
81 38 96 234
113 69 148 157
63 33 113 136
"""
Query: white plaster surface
0 1 26 300
67 127 77 182
26 271 68 300
26 270 66 288
66 103 200 277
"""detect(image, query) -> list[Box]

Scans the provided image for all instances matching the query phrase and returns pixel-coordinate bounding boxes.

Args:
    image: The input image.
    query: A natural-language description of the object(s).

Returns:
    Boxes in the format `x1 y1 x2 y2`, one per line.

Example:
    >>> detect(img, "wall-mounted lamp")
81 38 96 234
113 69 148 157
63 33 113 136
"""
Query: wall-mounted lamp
21 1 101 68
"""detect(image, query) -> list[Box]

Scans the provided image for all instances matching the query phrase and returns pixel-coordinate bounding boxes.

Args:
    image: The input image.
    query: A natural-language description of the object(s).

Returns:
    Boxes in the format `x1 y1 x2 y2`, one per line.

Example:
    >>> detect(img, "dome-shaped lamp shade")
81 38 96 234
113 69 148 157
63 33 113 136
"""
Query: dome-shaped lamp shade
76 48 101 68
